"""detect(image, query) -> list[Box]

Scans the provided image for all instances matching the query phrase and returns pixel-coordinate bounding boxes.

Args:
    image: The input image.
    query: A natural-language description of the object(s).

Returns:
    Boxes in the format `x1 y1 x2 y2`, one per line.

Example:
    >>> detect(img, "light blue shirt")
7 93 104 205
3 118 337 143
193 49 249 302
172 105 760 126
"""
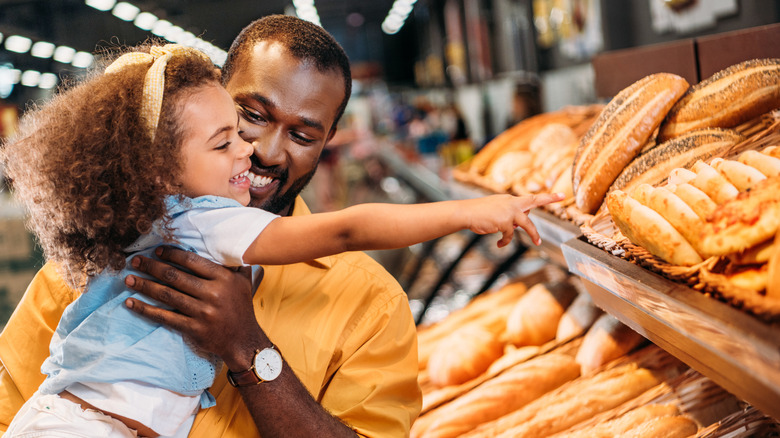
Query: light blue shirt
40 195 278 408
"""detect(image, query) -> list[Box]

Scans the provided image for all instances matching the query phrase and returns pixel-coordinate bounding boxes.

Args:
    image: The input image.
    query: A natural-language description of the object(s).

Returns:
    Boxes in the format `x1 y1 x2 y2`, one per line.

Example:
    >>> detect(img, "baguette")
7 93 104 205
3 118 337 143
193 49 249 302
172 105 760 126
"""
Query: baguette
420 354 580 438
658 58 780 141
427 325 505 387
622 415 698 438
610 128 743 195
607 190 703 266
575 314 646 375
505 282 578 346
573 73 689 213
555 292 603 342
549 404 681 438
464 364 662 438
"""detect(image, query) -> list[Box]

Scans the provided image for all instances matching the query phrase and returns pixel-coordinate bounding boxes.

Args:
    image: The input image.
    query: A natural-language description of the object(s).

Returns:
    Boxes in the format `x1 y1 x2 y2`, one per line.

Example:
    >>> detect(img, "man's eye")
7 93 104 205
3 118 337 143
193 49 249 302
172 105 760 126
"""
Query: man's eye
239 105 265 123
291 132 315 144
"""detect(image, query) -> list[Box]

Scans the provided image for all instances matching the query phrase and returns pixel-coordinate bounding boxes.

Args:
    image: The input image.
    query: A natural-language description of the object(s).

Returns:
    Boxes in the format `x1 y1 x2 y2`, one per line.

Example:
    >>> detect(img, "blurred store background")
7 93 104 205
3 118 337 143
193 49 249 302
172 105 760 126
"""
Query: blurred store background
0 0 778 327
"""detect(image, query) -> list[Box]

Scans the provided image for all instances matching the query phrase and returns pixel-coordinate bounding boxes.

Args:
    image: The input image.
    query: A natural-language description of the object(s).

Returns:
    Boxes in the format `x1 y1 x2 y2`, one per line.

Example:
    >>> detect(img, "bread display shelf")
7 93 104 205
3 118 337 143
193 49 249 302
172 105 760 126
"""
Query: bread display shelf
518 209 581 268
562 236 780 420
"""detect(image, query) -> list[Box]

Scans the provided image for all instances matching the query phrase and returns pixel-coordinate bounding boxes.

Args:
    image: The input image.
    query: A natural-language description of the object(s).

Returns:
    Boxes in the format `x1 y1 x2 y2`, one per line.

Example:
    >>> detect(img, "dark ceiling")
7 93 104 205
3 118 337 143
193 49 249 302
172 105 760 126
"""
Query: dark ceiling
0 0 420 104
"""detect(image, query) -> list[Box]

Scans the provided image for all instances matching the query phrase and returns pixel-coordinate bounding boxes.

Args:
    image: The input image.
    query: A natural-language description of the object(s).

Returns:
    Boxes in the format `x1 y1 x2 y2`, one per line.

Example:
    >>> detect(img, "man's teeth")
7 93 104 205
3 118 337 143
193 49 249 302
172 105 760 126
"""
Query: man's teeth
248 172 274 188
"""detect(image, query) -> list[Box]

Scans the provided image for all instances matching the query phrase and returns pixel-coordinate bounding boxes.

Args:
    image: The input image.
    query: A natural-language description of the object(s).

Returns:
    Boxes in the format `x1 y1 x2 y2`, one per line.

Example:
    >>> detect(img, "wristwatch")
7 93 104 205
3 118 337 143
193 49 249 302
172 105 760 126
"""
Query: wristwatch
227 345 283 387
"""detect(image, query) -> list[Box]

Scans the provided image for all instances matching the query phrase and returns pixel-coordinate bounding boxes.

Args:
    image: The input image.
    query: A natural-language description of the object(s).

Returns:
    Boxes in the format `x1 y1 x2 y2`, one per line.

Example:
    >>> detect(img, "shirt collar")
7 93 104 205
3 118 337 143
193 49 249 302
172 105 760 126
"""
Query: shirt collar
289 196 333 269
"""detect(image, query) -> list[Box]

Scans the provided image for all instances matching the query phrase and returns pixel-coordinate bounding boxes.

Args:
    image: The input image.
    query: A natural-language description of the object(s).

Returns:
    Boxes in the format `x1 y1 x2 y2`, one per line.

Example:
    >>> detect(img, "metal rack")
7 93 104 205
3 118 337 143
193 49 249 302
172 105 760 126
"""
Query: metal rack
376 149 780 420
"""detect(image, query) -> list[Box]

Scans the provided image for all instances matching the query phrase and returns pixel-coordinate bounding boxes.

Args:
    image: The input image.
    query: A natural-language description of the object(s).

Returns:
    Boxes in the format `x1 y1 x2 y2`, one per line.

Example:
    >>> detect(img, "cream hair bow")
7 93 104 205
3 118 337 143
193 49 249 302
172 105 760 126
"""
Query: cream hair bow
105 44 210 141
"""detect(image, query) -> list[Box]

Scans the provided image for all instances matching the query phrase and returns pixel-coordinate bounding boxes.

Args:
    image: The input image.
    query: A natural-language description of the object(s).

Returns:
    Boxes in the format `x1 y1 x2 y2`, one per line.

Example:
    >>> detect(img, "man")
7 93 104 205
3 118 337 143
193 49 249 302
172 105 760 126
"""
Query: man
0 15 421 437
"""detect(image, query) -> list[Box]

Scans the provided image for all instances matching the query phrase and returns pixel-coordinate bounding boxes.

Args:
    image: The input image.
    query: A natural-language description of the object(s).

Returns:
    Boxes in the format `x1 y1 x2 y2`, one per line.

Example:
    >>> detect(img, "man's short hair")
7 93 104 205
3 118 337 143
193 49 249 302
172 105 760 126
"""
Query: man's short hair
223 15 352 129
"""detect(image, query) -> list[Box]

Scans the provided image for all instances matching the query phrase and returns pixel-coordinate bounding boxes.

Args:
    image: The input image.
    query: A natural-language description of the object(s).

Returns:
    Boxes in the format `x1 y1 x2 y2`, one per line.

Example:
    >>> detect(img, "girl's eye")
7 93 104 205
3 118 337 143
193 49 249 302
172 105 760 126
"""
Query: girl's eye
215 142 230 150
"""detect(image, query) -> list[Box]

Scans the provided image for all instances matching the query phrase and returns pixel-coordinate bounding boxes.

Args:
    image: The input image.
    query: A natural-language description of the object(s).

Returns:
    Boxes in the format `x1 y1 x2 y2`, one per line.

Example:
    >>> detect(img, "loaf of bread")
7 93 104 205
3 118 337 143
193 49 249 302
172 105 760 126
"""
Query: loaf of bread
462 364 662 438
606 190 703 266
640 184 706 255
609 128 744 196
555 292 603 342
658 58 780 141
418 281 526 370
690 160 740 204
671 183 717 220
549 404 681 438
418 353 580 438
573 73 690 213
427 324 505 387
576 314 646 375
505 282 579 346
622 415 698 438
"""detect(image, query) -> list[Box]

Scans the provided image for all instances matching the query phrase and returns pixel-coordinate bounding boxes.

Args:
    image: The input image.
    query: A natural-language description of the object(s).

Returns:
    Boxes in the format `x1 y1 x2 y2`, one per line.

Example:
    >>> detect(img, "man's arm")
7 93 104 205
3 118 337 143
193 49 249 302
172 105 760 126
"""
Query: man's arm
124 247 358 437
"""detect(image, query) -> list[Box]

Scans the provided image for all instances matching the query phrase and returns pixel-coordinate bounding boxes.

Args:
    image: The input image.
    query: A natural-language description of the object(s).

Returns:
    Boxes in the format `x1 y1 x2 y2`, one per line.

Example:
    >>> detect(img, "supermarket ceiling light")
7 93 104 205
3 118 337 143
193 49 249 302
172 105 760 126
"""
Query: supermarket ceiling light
293 0 321 26
53 46 76 63
382 0 417 35
31 41 56 59
112 2 140 21
38 72 59 89
20 70 40 87
134 12 158 31
71 51 95 68
85 0 116 11
87 1 228 66
5 35 32 54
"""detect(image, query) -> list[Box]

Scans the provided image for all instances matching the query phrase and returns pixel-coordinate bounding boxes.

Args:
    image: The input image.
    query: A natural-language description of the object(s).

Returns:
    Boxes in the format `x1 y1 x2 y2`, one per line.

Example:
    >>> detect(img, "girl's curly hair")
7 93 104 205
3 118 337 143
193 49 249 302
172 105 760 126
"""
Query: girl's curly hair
1 44 220 288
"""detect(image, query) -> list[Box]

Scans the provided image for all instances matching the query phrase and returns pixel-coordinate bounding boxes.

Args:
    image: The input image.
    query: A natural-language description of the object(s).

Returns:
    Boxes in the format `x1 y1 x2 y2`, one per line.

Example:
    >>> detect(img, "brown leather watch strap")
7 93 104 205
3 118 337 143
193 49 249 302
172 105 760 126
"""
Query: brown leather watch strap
227 349 262 387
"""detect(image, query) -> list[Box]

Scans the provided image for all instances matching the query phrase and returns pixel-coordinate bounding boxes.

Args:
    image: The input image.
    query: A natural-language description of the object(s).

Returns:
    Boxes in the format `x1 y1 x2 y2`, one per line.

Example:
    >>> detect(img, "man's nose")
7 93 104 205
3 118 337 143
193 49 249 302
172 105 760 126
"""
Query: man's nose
251 132 286 166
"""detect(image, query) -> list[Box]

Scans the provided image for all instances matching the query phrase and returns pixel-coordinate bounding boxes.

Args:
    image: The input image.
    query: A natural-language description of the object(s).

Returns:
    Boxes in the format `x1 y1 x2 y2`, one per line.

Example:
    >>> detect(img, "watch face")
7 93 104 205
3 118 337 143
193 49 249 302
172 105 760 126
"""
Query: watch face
254 347 283 381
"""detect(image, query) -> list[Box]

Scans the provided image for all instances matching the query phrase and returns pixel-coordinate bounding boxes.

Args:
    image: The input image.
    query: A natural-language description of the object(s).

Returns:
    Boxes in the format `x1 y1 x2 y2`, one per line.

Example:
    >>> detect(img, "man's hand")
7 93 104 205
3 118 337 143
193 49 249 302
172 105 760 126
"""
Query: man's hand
124 246 265 370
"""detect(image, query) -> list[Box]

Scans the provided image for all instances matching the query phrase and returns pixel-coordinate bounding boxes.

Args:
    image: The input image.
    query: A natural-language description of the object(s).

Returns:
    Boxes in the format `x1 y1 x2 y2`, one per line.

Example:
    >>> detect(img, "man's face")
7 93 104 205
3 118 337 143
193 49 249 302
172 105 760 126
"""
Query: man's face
224 41 345 215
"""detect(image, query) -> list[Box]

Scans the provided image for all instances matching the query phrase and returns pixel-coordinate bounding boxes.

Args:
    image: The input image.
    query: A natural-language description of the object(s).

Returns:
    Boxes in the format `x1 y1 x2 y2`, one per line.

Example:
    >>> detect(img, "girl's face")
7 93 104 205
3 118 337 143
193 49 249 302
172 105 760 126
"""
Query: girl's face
179 84 254 206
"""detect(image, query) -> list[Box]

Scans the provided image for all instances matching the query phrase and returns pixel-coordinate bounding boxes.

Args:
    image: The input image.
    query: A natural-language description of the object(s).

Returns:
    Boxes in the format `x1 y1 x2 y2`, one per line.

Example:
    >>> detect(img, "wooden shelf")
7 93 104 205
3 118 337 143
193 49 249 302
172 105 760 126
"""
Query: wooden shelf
562 236 780 420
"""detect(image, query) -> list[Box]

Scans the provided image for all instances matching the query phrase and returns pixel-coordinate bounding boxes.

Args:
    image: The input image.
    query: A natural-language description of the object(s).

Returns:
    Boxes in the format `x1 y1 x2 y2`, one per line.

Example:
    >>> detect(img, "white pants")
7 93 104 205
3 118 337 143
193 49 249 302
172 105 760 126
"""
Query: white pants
5 392 139 438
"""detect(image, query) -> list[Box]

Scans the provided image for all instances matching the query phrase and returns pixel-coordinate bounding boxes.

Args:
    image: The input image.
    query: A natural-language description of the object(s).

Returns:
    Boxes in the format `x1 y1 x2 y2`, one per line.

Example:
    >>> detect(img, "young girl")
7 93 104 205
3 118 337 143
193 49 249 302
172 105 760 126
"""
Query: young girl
1 44 562 437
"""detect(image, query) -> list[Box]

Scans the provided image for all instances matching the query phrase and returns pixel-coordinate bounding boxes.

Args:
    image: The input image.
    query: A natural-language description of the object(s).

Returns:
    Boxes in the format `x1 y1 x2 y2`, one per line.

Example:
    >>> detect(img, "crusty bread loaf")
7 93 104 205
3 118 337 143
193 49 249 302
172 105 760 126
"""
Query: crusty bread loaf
418 281 526 369
607 190 703 266
658 58 780 141
622 414 698 438
549 404 681 438
610 128 744 196
463 364 662 438
419 354 580 438
573 73 690 213
698 176 780 257
555 292 603 342
576 314 646 375
427 325 505 387
505 282 578 346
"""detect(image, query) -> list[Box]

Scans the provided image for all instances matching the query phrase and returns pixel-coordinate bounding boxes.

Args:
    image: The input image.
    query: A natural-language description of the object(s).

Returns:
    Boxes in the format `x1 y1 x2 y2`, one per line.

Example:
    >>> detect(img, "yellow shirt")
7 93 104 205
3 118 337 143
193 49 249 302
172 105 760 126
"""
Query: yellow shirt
0 198 421 437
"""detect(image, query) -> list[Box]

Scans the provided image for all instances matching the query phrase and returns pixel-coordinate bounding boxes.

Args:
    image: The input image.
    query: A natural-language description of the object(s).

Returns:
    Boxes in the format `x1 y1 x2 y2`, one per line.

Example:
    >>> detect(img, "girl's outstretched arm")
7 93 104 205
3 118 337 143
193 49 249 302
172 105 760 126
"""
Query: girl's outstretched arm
243 192 565 265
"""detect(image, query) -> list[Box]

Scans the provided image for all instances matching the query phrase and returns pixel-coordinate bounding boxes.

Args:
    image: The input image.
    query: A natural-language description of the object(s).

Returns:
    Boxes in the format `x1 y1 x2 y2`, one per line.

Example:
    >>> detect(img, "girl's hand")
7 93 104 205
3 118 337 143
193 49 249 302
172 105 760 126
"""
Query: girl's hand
462 192 565 247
